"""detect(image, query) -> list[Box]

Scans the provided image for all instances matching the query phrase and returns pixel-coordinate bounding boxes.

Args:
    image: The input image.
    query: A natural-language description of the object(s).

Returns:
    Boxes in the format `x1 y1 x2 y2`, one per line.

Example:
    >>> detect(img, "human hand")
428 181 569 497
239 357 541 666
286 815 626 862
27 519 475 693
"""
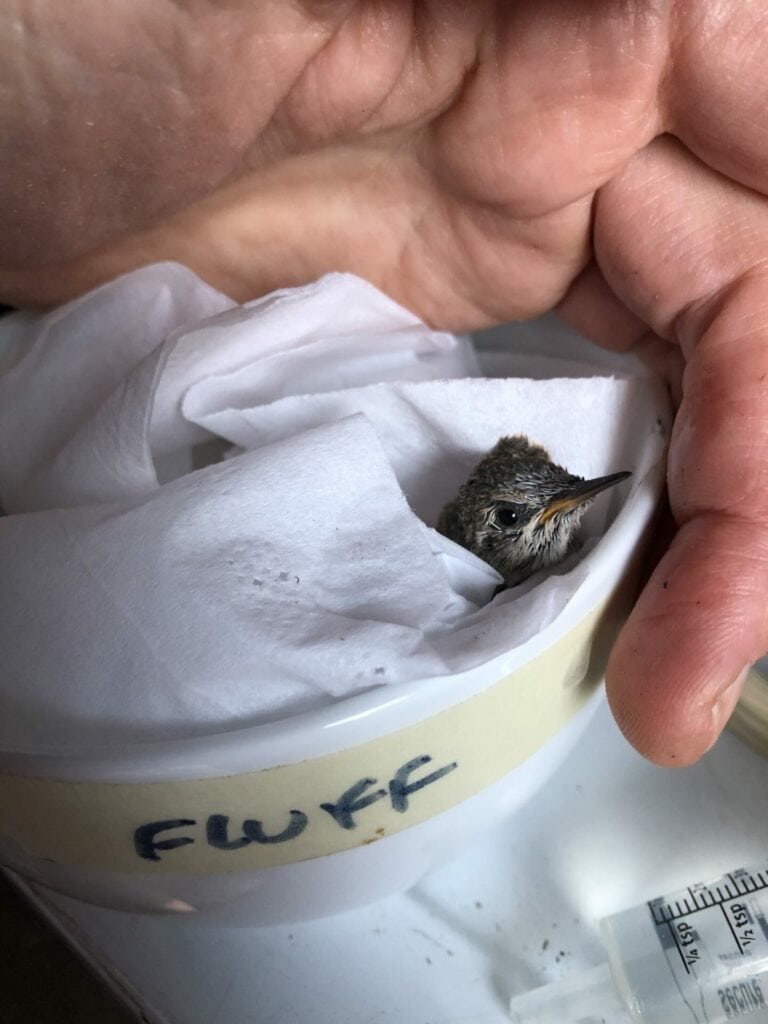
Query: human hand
3 1 767 765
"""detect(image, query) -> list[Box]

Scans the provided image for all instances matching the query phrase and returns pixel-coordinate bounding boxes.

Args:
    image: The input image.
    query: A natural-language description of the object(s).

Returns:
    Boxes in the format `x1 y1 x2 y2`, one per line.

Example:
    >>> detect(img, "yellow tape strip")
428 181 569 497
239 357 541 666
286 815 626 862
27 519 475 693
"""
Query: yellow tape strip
0 598 625 876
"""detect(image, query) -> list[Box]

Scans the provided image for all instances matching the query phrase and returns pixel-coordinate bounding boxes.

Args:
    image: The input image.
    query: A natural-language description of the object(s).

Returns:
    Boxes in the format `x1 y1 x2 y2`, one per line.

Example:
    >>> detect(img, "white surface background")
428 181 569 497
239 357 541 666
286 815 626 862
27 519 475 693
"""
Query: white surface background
13 695 768 1024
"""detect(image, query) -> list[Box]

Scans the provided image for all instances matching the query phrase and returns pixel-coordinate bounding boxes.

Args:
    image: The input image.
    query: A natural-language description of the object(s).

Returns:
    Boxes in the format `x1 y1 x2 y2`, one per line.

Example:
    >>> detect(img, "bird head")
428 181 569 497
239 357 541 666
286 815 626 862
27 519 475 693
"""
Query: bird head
443 436 631 587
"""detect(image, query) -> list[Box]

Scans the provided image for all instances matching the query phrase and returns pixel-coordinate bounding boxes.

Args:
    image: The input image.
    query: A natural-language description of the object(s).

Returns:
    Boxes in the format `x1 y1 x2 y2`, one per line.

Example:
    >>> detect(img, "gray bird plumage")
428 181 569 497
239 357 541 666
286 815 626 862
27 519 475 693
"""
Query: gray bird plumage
437 435 630 587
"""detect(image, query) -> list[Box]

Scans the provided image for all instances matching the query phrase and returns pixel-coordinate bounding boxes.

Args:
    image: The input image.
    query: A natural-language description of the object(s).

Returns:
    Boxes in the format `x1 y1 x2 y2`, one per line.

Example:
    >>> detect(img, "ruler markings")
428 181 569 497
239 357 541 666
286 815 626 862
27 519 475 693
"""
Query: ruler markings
650 871 768 924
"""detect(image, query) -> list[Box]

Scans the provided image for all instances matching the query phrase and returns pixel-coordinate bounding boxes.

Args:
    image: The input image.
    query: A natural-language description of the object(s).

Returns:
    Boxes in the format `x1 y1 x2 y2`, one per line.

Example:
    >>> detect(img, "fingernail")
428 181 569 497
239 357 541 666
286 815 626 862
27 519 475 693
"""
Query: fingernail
709 665 751 737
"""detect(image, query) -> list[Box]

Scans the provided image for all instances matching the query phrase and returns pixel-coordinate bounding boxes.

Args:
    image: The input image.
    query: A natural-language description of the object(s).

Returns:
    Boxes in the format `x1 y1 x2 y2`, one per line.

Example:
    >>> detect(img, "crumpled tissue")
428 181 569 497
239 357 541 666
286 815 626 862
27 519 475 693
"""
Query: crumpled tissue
0 265 669 752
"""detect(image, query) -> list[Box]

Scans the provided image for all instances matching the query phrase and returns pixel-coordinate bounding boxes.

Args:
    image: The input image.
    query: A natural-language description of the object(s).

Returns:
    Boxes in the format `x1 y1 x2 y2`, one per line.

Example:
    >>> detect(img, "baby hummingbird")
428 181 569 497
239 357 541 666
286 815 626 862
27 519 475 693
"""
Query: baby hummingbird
437 435 630 588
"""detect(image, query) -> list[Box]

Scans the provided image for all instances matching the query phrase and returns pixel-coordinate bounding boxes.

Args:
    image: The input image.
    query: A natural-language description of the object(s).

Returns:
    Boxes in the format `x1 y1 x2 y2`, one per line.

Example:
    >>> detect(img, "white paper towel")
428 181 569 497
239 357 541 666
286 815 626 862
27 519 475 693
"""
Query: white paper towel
0 266 669 752
184 375 652 526
0 263 234 512
0 267 477 513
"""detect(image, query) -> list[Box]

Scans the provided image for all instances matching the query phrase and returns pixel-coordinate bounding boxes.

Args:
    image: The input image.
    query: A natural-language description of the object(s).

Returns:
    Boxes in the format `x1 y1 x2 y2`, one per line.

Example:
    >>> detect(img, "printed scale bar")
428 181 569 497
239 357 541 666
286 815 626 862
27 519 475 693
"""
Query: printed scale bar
649 868 768 925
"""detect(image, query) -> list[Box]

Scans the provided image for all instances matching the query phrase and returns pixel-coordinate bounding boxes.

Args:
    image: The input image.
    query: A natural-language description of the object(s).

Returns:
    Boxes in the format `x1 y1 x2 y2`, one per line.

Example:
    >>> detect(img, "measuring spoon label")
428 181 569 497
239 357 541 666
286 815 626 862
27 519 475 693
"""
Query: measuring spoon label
649 866 768 1021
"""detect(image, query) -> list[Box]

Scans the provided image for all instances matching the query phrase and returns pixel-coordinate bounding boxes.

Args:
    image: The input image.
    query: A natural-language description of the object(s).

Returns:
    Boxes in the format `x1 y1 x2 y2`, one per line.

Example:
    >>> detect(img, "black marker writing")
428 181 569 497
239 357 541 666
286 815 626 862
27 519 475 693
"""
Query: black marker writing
132 752 460 861
134 818 196 862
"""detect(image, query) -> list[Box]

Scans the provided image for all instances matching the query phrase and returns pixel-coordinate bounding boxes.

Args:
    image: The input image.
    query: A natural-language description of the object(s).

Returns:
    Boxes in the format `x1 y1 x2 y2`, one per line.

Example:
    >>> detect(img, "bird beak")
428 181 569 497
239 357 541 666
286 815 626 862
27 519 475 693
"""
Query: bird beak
538 471 632 524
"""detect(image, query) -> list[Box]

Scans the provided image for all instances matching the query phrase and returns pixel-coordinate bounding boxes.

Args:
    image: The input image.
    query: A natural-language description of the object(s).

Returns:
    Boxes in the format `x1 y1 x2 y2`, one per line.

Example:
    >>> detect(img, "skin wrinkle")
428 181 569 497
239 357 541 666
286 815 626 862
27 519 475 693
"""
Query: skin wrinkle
2 2 670 301
674 261 768 359
390 188 461 324
665 4 768 192
0 2 349 265
439 196 593 324
274 7 406 143
267 4 479 158
596 139 768 346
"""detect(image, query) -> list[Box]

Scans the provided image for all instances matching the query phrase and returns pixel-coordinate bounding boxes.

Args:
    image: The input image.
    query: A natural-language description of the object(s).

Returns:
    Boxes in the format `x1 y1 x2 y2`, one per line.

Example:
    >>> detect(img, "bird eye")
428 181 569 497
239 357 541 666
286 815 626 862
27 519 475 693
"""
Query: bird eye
497 505 524 527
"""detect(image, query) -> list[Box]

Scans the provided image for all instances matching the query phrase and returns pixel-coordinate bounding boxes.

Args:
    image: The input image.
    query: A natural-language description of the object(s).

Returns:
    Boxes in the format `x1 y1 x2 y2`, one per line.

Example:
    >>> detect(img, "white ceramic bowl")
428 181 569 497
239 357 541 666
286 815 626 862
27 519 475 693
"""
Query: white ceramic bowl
0 452 664 926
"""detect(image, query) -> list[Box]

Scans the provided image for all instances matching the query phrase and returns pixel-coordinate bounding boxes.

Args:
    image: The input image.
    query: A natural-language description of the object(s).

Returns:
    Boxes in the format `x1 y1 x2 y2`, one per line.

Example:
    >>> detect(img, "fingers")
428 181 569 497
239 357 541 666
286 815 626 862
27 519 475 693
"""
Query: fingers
592 136 768 764
609 513 768 764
